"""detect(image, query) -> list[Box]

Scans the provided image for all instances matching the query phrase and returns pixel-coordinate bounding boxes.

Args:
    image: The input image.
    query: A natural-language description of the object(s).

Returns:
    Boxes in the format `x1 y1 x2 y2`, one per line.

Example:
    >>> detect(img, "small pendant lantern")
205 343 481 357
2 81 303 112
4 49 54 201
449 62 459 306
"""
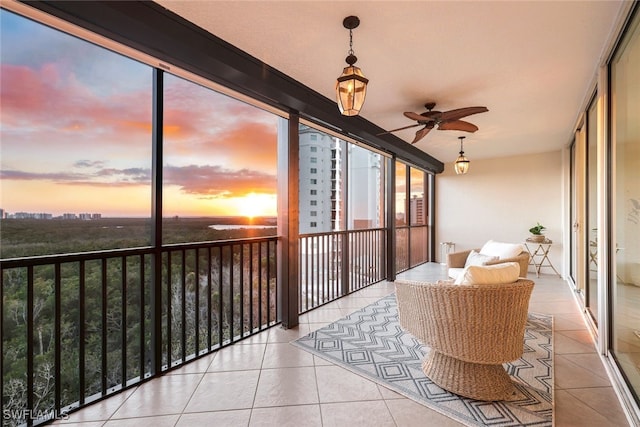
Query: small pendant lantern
336 16 368 116
454 136 470 175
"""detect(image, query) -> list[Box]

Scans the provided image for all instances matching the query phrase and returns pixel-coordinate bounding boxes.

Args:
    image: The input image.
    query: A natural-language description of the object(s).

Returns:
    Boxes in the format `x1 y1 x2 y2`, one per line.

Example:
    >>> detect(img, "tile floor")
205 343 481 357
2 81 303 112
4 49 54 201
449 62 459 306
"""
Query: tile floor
53 263 632 426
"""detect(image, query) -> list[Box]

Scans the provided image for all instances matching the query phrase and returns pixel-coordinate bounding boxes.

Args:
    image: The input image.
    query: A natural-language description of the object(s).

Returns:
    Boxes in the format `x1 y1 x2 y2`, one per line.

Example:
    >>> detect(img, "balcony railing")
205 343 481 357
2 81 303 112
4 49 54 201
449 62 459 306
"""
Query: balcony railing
396 224 430 273
299 228 386 313
1 225 408 426
1 237 278 426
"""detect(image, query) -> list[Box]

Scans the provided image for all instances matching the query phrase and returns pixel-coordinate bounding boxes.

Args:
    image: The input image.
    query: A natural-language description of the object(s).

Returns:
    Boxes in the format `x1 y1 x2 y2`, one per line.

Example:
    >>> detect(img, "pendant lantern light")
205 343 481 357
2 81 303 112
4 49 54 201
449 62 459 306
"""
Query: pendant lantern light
336 16 368 116
454 136 470 175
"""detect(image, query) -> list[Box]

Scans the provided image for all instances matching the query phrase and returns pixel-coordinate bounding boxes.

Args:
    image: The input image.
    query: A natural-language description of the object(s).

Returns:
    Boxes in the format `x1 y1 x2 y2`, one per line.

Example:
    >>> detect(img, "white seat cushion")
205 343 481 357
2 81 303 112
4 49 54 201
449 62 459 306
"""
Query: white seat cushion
464 250 499 267
448 267 464 280
454 262 520 285
479 240 525 260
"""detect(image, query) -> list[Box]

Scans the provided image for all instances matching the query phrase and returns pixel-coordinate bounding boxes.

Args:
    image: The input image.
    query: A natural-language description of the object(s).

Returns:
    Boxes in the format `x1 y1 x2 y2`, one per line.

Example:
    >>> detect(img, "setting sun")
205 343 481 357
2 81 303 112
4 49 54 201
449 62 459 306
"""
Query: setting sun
236 193 277 218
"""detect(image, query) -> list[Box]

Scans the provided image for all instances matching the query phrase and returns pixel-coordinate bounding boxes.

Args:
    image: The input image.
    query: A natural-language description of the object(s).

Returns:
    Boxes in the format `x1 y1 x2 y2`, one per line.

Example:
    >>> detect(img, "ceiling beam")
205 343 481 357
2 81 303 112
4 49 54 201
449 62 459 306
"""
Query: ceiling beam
24 0 444 173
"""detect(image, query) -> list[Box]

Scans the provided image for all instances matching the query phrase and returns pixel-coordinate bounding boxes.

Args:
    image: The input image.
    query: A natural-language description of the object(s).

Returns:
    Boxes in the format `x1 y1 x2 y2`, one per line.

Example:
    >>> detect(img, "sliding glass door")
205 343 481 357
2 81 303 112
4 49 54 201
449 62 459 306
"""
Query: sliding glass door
586 95 599 324
610 6 640 405
571 123 587 300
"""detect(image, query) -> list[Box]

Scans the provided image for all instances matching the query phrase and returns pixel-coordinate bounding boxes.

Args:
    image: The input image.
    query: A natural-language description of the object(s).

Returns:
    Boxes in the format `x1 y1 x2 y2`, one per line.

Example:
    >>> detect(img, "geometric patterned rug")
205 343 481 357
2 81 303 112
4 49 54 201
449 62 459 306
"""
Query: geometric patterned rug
292 294 553 426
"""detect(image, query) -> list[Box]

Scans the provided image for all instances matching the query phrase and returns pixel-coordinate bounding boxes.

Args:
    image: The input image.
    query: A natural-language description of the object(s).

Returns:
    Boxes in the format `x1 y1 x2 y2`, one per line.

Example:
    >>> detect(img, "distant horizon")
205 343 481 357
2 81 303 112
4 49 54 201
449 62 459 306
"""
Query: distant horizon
0 213 277 219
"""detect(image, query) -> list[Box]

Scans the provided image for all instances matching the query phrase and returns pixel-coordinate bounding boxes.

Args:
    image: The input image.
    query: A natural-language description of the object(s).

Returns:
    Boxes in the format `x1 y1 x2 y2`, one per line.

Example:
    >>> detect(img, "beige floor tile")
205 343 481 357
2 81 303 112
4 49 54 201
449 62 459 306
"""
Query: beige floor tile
104 414 179 426
184 370 260 412
249 405 322 427
565 387 629 426
554 312 590 331
236 333 270 345
253 367 319 407
308 322 336 332
529 301 581 315
300 308 347 324
54 388 136 423
267 323 311 343
51 422 104 427
562 353 611 380
320 401 396 427
335 298 370 310
176 409 251 426
555 330 597 354
313 354 334 366
351 287 395 298
165 353 216 375
386 398 464 426
377 384 405 400
110 374 201 419
315 365 383 403
207 343 266 372
340 296 387 307
555 355 613 389
555 390 627 426
261 342 315 368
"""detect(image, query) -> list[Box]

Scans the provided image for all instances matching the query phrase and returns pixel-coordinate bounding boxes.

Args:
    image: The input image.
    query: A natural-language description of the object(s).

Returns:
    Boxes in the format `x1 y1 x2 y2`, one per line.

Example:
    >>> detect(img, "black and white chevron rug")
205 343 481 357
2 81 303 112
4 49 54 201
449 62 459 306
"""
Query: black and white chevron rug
292 294 553 427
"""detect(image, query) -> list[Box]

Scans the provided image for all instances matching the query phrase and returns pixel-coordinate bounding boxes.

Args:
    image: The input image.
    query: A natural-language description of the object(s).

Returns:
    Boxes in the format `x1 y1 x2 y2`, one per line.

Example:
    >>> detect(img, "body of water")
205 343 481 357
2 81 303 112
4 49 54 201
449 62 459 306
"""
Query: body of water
208 224 276 230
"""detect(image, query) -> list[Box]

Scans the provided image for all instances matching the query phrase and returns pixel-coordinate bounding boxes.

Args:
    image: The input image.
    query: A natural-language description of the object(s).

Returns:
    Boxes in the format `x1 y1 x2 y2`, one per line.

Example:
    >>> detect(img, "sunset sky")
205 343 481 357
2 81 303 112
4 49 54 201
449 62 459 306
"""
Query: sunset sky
0 9 278 218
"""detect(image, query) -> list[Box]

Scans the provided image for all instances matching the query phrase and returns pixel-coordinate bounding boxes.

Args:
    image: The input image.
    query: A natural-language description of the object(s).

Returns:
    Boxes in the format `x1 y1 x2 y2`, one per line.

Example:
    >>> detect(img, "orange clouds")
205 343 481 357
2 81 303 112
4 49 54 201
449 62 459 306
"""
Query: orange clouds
163 164 276 198
209 122 278 168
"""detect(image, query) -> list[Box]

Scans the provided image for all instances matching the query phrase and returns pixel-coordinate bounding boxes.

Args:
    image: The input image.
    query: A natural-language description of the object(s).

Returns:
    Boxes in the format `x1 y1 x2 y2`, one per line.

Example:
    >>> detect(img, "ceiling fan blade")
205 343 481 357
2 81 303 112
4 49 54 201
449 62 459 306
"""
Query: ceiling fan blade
439 106 488 122
376 123 422 135
437 120 479 132
411 126 432 144
404 111 438 123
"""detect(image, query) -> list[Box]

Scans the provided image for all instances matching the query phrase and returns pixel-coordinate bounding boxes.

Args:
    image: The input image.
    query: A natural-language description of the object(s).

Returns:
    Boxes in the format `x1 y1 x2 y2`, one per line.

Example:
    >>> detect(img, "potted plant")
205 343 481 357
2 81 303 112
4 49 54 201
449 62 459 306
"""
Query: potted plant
529 222 546 242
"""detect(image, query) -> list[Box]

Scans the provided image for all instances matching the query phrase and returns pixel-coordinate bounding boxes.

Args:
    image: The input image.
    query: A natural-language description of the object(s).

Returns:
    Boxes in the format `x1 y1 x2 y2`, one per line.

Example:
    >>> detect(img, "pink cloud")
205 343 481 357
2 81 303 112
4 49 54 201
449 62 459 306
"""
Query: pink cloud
0 64 57 115
0 63 152 145
182 121 278 168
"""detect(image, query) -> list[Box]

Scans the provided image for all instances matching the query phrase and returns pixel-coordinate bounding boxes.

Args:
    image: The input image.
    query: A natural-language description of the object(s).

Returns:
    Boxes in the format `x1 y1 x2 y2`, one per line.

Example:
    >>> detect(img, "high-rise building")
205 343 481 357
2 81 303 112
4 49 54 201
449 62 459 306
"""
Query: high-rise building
348 145 383 229
298 126 383 234
409 194 425 225
298 126 344 234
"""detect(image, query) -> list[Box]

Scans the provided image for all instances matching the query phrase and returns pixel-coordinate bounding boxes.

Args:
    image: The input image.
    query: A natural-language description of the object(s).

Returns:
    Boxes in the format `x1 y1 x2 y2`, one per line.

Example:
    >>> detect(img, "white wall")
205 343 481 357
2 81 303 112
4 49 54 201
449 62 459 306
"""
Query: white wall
436 150 564 276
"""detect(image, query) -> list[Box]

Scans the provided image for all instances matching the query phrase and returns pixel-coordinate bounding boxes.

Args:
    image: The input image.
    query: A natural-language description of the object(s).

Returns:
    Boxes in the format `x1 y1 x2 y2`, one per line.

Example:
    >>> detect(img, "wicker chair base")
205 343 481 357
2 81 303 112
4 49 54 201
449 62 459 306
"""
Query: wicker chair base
422 350 516 401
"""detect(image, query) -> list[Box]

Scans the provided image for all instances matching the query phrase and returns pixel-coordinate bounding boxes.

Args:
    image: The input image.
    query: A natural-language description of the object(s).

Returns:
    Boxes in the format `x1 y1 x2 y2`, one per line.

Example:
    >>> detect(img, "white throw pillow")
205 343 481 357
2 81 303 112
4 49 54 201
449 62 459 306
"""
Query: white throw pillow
464 250 499 267
479 240 524 260
453 262 520 285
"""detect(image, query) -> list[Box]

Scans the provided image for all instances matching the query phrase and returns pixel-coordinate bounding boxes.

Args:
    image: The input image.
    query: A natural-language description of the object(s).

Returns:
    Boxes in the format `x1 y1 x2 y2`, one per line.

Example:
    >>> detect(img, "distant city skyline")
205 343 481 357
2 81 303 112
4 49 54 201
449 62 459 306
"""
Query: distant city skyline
0 210 102 220
0 208 277 220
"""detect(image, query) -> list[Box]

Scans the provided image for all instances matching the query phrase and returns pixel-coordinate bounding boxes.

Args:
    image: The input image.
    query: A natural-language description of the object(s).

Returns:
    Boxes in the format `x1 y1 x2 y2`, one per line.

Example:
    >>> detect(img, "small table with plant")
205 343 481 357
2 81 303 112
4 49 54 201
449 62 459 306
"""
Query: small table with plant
525 222 561 277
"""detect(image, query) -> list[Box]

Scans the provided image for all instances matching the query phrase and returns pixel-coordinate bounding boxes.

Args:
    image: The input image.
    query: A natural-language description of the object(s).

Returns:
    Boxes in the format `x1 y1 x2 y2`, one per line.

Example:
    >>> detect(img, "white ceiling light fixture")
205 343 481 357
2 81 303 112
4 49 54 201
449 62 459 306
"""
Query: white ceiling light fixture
336 15 368 117
454 136 470 175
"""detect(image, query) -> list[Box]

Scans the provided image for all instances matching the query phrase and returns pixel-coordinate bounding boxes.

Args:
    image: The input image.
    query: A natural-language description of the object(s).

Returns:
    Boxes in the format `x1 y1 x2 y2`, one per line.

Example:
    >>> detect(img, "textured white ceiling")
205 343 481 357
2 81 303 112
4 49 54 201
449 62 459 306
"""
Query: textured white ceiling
156 0 626 164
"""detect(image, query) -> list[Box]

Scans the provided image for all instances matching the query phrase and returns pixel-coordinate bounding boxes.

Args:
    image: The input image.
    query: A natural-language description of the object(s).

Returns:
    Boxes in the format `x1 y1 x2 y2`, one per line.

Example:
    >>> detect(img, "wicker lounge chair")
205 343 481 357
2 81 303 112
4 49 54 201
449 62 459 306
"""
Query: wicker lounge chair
395 278 535 401
447 248 530 278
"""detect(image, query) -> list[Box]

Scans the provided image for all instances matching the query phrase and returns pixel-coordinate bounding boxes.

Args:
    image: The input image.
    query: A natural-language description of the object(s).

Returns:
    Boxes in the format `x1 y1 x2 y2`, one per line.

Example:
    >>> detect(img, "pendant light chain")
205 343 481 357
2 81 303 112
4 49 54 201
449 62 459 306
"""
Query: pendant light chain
348 27 354 57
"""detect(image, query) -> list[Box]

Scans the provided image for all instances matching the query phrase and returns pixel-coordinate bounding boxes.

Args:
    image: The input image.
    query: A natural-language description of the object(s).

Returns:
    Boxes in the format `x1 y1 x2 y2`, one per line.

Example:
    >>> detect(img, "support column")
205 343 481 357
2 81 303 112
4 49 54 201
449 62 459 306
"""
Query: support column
386 157 397 281
277 114 299 328
151 68 163 373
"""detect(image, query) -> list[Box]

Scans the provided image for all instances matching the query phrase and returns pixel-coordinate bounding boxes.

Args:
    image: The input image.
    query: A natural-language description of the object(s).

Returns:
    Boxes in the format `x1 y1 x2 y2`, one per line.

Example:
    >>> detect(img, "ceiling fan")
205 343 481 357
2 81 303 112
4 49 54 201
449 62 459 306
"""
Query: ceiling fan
379 102 489 144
